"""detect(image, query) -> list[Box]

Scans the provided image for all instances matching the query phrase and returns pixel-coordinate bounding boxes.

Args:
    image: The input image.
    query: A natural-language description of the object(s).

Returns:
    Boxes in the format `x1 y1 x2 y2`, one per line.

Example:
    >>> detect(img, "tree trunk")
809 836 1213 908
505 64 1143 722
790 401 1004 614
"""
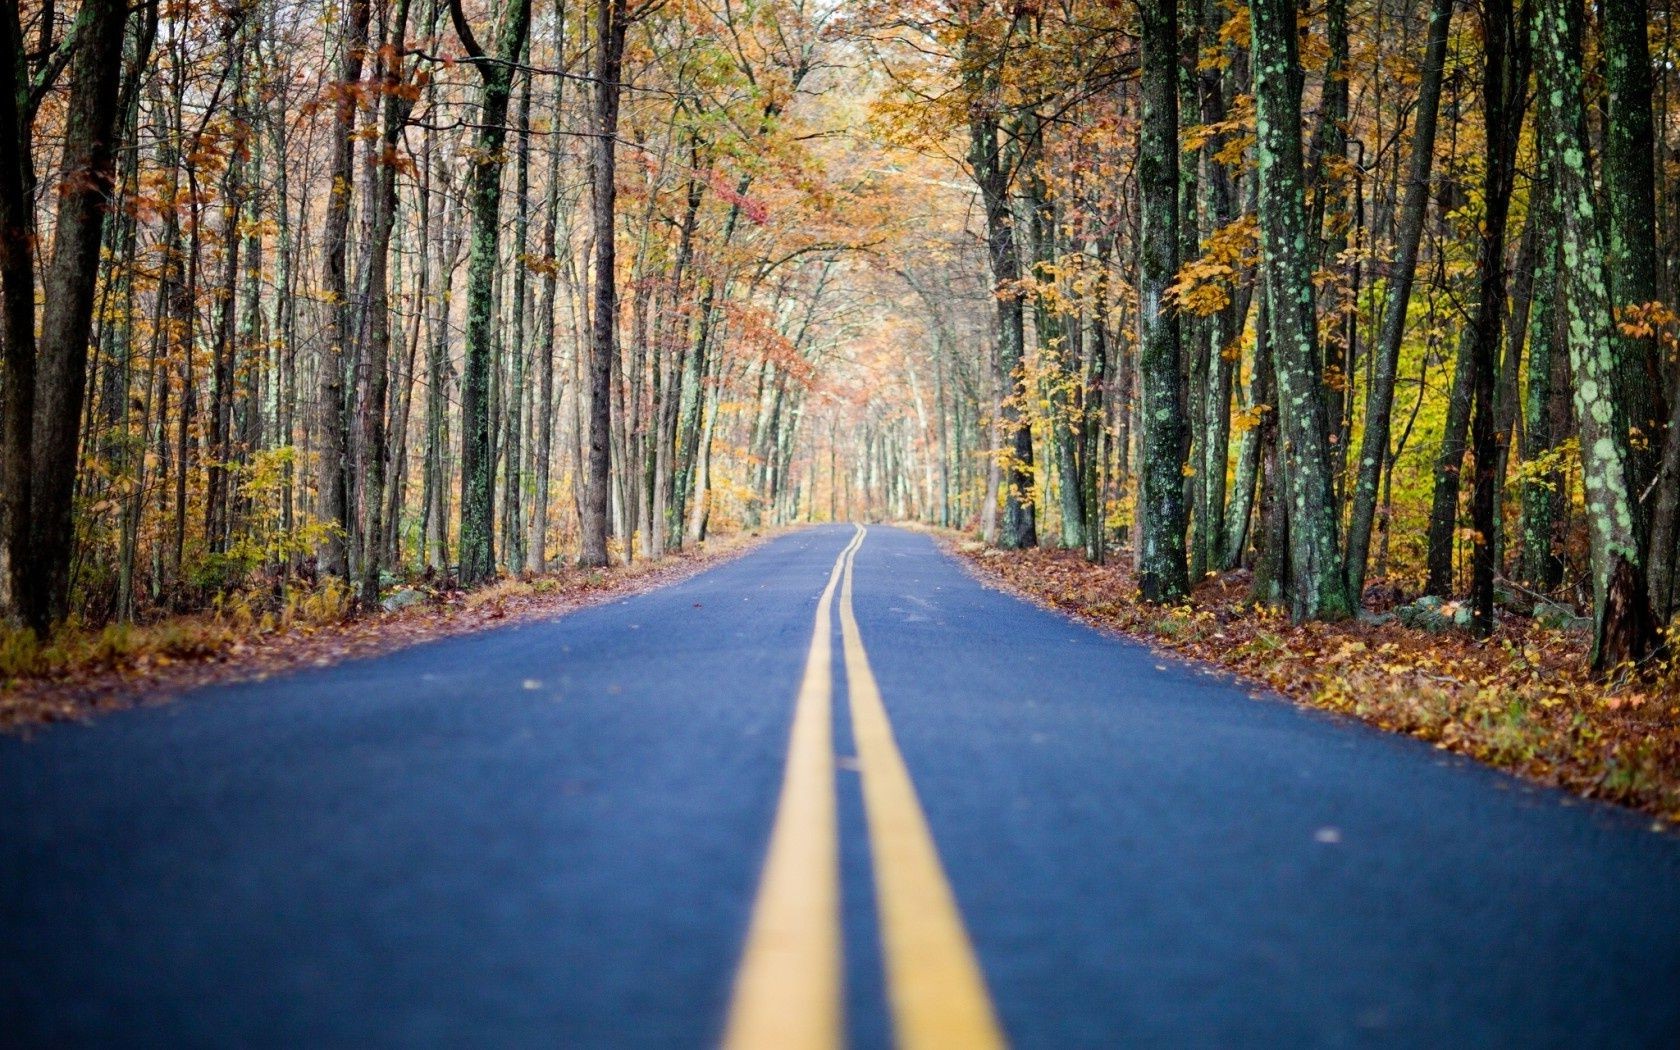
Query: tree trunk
580 0 627 568
0 2 37 620
450 0 532 584
1137 0 1189 601
316 0 371 581
1533 0 1658 669
358 0 413 607
1603 0 1666 559
1250 0 1349 620
1465 0 1528 635
1344 0 1451 599
968 109 1036 549
1521 127 1564 591
16 0 136 630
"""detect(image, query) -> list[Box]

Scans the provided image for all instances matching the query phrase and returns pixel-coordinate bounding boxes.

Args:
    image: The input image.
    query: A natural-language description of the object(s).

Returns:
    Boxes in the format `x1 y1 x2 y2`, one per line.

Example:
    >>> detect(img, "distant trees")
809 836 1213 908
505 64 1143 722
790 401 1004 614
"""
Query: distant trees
1 0 876 635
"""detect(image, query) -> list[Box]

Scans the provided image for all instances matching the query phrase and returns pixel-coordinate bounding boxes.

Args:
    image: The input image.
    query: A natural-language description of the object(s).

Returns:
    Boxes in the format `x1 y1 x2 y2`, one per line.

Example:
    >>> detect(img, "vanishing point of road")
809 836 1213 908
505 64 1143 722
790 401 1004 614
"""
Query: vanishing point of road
3 525 1678 1047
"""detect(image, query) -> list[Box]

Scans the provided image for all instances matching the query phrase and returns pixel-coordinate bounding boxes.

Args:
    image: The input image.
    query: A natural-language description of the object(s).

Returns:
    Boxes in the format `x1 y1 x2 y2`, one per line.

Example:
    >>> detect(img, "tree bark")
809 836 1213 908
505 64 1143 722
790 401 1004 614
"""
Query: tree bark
1533 0 1658 669
316 0 371 580
1250 0 1349 620
17 0 136 630
580 0 628 567
359 0 414 607
1137 0 1189 601
968 112 1036 549
0 1 37 620
1344 0 1451 599
450 0 532 584
1603 0 1666 559
1465 0 1528 635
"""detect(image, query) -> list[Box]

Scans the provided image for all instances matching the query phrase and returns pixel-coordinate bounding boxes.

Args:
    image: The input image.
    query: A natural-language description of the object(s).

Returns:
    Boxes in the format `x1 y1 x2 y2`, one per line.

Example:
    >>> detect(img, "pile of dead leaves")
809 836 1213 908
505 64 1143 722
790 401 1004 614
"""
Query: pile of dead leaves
1 532 770 732
952 541 1680 824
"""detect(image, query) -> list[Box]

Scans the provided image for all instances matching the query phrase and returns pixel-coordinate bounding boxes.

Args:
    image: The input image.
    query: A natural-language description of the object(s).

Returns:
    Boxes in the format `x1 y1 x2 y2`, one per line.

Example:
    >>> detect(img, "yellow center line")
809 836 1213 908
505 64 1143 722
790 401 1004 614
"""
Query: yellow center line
723 525 863 1050
839 528 1008 1050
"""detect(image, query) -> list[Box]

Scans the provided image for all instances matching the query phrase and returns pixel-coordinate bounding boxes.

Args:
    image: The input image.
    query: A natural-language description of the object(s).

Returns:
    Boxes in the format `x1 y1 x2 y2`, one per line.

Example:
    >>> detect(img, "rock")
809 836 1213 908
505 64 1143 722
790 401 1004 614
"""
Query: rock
1395 594 1477 633
1357 610 1396 627
381 589 427 614
1494 585 1533 616
1534 601 1592 633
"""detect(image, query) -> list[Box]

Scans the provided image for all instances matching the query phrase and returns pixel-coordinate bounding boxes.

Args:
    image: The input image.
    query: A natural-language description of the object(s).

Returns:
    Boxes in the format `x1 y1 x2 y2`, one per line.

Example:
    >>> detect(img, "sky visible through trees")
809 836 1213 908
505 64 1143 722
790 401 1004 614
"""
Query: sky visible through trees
5 0 1680 674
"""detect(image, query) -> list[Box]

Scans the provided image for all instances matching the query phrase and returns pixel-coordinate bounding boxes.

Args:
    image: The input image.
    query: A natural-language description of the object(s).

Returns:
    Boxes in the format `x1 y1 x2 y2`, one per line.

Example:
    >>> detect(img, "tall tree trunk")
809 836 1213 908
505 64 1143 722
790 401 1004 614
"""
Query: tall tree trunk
1465 0 1528 635
449 0 532 584
1603 0 1666 560
359 0 414 607
529 5 566 573
1250 0 1349 620
968 109 1036 549
1344 0 1452 599
1137 0 1189 601
580 0 627 568
0 1 37 619
14 0 137 630
1197 0 1244 573
1533 0 1658 669
317 0 371 580
503 58 532 572
1521 105 1564 591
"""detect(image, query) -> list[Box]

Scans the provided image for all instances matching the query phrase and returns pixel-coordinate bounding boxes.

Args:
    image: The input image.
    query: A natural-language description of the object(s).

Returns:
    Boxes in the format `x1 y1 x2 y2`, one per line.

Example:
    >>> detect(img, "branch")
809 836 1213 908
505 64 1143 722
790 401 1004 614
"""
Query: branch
446 0 484 62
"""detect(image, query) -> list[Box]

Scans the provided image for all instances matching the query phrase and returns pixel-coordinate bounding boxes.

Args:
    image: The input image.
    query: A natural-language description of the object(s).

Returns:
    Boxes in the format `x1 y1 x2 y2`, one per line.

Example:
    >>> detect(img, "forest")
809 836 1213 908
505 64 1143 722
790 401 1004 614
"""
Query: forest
4 0 1680 679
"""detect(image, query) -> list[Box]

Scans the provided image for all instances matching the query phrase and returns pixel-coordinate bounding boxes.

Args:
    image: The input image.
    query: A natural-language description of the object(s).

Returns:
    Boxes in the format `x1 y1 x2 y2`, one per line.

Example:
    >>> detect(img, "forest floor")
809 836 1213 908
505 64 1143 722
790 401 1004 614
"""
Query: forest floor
0 530 775 733
944 534 1680 824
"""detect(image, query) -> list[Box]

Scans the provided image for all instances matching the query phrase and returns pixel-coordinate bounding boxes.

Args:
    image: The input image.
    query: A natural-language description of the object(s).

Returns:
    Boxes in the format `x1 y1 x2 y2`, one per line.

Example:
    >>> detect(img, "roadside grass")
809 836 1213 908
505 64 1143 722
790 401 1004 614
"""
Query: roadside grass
1 530 774 730
950 541 1680 824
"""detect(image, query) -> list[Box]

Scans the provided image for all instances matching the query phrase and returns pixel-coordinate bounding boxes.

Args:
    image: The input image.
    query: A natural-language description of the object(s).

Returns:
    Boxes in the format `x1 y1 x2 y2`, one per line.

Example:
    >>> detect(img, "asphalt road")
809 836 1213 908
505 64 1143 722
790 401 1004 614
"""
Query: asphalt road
3 524 1678 1048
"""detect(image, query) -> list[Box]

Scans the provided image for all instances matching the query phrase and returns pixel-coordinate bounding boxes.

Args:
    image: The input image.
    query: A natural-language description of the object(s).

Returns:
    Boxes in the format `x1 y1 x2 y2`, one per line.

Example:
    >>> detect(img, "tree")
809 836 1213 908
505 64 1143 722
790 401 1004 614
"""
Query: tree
316 0 371 581
1344 0 1452 600
360 0 418 606
450 0 533 585
1249 0 1349 621
1463 0 1528 635
1 0 142 630
580 0 629 568
1532 0 1658 669
1602 0 1665 558
1135 0 1188 602
954 7 1037 550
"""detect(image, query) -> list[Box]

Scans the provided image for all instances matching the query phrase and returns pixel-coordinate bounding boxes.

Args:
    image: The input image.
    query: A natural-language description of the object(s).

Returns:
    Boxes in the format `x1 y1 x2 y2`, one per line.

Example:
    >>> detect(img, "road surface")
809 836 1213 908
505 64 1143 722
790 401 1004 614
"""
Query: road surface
3 524 1678 1048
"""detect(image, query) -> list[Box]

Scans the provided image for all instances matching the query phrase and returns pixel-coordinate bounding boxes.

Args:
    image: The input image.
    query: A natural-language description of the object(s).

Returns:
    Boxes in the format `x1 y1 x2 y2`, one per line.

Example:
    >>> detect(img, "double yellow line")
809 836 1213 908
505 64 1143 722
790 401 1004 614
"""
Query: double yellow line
724 525 1005 1050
